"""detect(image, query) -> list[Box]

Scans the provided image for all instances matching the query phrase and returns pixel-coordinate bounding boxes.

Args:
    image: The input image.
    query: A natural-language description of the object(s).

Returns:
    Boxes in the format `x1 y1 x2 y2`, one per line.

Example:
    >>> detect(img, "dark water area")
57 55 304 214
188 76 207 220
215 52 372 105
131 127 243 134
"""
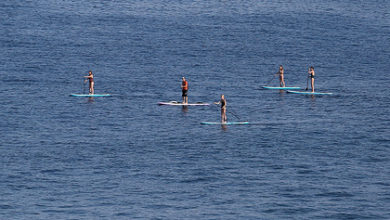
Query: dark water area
1 0 389 219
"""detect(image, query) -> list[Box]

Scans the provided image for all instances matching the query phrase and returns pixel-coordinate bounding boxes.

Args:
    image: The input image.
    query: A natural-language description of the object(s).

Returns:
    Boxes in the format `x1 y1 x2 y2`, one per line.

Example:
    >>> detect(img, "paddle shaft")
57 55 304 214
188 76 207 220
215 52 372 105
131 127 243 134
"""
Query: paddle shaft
305 75 309 90
213 103 240 120
229 108 241 120
83 79 87 94
266 75 276 85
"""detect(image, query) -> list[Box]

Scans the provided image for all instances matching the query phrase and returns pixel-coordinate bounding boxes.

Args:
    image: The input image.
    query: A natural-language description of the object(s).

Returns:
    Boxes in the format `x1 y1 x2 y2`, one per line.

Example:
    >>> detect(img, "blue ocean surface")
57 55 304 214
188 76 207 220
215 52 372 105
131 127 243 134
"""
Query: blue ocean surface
1 0 389 219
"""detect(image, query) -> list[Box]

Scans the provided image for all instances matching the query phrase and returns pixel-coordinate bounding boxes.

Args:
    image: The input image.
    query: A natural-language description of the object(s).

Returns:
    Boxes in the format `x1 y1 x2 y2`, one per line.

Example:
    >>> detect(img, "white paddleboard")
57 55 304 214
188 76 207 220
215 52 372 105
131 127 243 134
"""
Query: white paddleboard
158 101 209 106
70 93 111 97
262 86 301 90
286 90 333 95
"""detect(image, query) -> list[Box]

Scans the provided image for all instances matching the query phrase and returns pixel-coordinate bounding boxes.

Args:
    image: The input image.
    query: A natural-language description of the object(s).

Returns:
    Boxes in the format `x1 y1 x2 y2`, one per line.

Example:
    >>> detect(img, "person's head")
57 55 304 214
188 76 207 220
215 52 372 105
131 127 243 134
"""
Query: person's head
89 70 93 75
310 66 314 71
182 77 186 81
221 94 225 99
279 65 283 71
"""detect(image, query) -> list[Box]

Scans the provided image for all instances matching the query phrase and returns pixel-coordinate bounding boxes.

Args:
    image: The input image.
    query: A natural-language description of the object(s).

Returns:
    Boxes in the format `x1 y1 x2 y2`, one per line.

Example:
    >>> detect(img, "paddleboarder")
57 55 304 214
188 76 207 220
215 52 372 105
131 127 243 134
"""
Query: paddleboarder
276 65 285 87
181 77 188 104
84 70 94 94
214 94 227 123
308 66 315 92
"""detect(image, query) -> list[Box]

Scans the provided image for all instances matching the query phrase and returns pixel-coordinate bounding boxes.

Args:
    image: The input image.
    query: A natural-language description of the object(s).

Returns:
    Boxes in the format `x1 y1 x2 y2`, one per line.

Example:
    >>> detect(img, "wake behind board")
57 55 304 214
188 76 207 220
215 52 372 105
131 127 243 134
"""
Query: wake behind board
286 90 333 95
201 121 249 125
70 93 111 97
262 86 301 90
158 101 209 106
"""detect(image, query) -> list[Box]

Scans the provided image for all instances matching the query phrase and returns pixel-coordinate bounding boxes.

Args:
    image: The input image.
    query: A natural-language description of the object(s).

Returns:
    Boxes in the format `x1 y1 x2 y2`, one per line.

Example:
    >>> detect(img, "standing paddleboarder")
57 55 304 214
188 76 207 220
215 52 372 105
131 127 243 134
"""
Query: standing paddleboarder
214 94 227 123
181 77 188 104
308 66 315 92
84 70 94 94
276 65 285 87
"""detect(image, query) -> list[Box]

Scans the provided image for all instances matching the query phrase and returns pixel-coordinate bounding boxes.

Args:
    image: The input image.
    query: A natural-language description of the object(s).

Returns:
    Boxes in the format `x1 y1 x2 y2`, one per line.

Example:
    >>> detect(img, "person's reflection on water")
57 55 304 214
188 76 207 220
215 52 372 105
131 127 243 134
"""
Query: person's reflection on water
181 105 188 113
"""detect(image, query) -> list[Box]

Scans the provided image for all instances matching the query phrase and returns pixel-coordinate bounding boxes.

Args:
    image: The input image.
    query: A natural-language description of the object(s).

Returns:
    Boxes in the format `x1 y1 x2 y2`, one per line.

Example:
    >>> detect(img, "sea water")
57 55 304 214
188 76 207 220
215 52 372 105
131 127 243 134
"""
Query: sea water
1 0 389 219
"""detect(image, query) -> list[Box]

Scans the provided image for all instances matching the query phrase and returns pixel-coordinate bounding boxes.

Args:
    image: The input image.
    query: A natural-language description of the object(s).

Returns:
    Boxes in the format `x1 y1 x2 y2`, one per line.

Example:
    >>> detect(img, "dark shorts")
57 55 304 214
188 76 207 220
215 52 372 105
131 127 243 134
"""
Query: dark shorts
182 90 188 97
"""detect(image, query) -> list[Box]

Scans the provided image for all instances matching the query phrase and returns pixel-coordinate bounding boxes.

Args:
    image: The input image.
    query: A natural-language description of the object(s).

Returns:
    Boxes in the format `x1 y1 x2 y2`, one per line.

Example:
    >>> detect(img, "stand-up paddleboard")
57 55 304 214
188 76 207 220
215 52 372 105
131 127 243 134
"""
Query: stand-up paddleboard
158 101 209 106
262 86 301 90
201 121 249 125
286 90 333 95
70 93 111 97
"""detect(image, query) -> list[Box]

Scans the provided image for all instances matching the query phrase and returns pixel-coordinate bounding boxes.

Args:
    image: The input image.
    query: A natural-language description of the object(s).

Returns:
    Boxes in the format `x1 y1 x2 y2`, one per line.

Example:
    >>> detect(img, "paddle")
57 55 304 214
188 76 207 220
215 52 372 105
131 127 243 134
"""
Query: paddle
305 75 309 91
82 79 86 94
229 107 241 120
213 100 242 120
265 75 276 86
212 102 221 112
82 72 88 94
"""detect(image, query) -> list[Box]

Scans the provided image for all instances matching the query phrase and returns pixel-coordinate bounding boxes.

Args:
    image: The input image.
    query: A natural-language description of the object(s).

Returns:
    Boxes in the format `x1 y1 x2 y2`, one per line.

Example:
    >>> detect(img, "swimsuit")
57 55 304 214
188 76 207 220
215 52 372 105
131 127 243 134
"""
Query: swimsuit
221 99 226 109
182 89 188 97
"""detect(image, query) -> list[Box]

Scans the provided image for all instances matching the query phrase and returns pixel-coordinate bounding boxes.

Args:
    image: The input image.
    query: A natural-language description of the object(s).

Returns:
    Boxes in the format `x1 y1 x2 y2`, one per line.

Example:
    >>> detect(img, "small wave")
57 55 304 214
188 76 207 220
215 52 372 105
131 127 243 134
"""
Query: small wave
315 191 354 198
